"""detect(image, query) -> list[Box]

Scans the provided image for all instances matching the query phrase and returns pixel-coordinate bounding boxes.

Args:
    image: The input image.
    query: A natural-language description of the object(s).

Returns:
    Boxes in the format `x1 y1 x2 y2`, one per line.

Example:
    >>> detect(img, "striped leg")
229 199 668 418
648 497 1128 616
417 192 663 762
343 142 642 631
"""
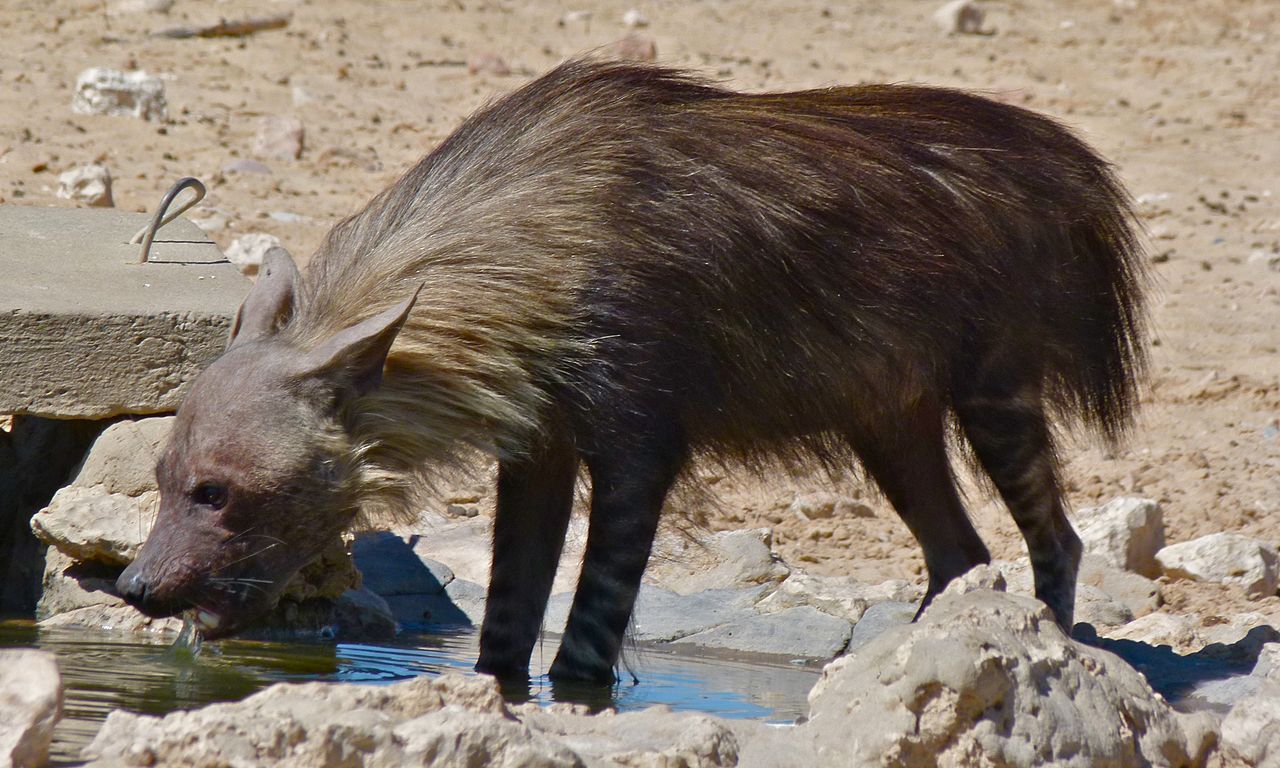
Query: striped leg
956 381 1081 631
847 403 991 614
475 440 578 680
549 438 683 684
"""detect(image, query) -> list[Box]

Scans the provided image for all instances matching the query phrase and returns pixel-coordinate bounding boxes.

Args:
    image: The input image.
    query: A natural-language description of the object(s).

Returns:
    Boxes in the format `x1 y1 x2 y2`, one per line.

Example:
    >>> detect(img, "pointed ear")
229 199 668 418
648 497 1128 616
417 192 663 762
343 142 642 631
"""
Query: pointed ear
228 247 301 349
299 286 422 397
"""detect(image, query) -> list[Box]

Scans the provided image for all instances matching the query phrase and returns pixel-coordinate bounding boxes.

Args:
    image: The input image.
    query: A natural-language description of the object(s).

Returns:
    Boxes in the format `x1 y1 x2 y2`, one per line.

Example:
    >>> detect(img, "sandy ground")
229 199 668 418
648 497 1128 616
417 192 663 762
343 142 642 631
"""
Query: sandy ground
1 1 1277 623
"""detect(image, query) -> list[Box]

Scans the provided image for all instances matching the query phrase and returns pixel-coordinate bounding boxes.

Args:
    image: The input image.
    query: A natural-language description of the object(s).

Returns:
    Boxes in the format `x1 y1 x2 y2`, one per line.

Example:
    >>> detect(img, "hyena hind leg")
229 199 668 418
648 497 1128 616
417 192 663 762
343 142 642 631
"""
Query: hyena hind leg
955 380 1082 631
845 403 992 618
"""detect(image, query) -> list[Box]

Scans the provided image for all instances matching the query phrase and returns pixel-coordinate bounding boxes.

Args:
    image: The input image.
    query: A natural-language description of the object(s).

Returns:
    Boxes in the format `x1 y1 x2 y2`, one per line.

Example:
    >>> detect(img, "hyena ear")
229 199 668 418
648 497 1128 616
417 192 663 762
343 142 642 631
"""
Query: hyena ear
228 248 302 349
300 285 422 397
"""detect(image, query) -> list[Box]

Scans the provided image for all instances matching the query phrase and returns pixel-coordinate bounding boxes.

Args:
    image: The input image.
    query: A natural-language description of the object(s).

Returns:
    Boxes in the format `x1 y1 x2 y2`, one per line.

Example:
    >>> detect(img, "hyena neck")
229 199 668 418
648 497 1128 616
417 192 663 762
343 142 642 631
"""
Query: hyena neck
336 316 578 527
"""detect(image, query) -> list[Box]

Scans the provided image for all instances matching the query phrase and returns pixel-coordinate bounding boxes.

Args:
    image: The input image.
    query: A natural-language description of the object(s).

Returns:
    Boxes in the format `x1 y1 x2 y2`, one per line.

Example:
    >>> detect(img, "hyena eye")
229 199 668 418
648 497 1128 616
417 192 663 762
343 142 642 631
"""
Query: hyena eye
192 482 229 510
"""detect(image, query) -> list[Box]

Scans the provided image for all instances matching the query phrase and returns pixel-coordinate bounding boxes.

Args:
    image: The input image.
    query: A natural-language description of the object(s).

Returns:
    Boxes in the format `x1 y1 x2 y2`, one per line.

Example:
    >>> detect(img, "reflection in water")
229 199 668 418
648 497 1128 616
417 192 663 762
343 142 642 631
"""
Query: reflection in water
0 621 817 767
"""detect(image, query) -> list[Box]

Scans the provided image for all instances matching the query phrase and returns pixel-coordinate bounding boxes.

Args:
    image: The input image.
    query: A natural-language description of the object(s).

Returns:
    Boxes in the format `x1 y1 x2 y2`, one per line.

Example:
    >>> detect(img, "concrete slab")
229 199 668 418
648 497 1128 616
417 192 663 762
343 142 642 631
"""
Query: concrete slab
0 205 250 418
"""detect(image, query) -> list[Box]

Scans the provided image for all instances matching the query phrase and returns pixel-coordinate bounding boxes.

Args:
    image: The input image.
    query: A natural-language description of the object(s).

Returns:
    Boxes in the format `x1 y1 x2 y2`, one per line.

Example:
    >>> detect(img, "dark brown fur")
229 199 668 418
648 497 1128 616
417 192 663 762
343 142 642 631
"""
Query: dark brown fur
119 60 1147 684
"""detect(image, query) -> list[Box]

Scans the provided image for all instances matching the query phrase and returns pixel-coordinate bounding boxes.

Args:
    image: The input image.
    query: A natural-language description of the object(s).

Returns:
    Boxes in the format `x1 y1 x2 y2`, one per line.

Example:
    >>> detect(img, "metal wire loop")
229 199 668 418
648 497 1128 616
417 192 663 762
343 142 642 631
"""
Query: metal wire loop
130 177 207 264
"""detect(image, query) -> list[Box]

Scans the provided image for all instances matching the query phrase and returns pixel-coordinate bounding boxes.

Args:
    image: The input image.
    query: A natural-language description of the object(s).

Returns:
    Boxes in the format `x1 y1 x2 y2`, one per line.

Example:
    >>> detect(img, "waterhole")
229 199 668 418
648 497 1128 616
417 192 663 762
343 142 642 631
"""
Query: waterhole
0 621 819 767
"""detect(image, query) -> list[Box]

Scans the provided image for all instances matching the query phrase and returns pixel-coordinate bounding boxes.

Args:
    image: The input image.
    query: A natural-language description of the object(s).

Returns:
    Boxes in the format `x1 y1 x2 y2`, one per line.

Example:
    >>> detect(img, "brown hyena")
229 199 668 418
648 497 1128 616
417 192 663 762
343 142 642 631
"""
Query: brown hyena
118 60 1147 684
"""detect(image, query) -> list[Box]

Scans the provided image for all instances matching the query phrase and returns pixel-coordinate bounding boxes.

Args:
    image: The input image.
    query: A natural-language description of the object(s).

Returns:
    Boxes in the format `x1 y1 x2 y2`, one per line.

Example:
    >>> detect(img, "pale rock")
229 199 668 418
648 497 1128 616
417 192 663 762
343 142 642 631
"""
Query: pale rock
467 52 511 76
37 548 121 619
674 605 852 658
39 603 183 635
646 528 789 595
409 516 494 587
31 485 157 565
994 558 1135 627
251 115 305 161
56 164 113 207
82 674 509 767
1220 680 1280 767
1073 496 1165 576
1198 613 1280 650
107 0 174 13
941 562 1007 595
0 650 62 768
754 571 870 623
1249 249 1280 272
522 708 739 768
622 8 649 28
224 233 288 277
291 86 326 106
395 706 581 767
613 33 657 62
82 671 744 768
1156 532 1279 598
222 158 272 175
807 590 1215 766
72 417 173 497
72 68 167 121
1100 611 1200 650
933 0 987 35
1079 555 1161 618
786 491 873 521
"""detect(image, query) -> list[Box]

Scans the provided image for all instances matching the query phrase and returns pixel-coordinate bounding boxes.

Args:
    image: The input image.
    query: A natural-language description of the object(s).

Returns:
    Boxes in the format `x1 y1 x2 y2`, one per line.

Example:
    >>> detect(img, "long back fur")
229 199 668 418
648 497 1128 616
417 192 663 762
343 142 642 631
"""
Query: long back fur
283 59 1148 523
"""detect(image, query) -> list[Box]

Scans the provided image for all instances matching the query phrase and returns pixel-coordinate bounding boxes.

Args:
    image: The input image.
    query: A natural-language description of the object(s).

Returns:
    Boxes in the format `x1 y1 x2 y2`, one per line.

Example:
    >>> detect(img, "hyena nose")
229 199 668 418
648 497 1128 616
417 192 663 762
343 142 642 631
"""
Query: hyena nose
115 567 151 608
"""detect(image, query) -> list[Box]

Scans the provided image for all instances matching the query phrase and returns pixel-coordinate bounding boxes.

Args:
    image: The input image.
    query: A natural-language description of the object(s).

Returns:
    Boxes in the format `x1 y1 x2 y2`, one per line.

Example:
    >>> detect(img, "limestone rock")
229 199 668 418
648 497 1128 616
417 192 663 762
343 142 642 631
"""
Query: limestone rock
395 707 581 767
622 9 649 28
1074 497 1165 577
1220 679 1280 767
37 548 122 619
786 491 874 521
31 485 157 565
673 605 852 658
994 558 1136 627
646 528 789 595
107 0 174 13
807 590 1215 766
522 707 740 768
72 68 167 121
56 164 113 207
613 33 657 62
82 674 509 767
224 233 288 277
1101 611 1199 650
1156 532 1279 598
252 116 305 161
0 650 62 768
72 417 173 497
754 571 871 623
1079 555 1161 618
933 0 987 35
39 603 183 635
466 52 511 76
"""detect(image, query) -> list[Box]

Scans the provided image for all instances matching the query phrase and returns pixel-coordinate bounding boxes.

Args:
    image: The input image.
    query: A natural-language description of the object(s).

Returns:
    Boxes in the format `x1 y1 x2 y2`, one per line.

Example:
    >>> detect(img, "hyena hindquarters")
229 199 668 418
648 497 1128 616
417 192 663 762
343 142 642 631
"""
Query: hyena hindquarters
476 78 1145 684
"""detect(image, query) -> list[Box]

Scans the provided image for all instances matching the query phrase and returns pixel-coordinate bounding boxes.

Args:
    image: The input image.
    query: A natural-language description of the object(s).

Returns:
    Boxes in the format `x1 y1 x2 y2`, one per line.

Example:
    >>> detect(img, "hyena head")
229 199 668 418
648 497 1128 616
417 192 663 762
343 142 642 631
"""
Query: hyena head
117 250 417 638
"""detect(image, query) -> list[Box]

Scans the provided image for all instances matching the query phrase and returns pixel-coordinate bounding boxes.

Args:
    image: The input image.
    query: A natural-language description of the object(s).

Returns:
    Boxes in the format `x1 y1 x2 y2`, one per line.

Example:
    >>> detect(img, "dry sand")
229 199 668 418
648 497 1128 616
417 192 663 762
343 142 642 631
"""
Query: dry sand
1 0 1277 623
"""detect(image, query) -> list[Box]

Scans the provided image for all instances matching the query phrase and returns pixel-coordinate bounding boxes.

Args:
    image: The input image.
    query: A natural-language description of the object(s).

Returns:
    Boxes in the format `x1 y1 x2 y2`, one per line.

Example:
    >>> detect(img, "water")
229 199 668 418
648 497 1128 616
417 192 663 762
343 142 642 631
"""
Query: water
0 621 819 767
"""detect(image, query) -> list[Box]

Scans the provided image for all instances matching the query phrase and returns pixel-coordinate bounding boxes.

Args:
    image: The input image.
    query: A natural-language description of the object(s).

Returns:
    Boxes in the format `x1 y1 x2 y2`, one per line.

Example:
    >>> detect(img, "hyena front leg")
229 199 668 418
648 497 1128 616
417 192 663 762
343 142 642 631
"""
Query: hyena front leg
475 437 578 680
549 433 684 684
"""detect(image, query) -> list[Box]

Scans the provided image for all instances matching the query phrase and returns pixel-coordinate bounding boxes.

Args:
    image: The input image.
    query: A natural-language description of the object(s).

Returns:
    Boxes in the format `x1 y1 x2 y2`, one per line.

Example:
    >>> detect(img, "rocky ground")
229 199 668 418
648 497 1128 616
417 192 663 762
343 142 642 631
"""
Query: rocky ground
2 0 1280 765
1 0 1277 616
